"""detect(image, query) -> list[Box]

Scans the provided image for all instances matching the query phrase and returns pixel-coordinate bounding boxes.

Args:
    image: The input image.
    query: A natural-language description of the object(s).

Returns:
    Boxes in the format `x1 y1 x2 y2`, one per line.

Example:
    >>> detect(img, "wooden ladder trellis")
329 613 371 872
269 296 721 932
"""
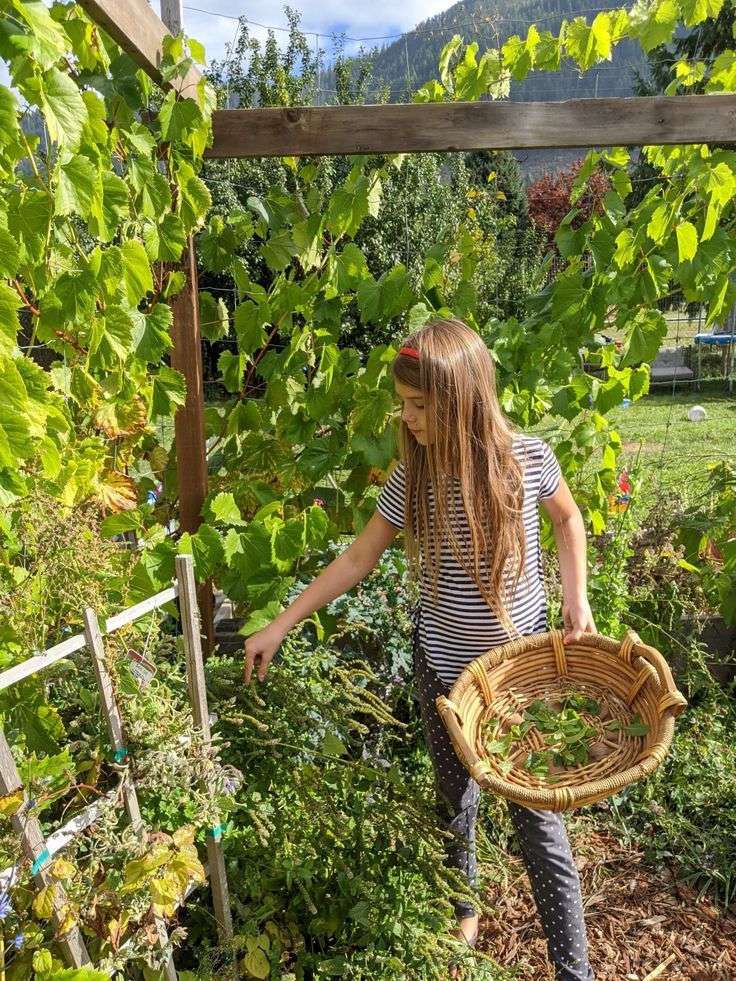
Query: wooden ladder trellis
0 554 233 976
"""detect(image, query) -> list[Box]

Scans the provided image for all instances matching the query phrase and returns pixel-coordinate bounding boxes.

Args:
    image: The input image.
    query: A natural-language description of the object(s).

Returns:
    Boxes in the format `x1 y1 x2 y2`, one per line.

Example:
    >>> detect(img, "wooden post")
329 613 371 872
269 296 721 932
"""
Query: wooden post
175 555 234 944
83 609 178 981
160 0 183 34
0 728 90 967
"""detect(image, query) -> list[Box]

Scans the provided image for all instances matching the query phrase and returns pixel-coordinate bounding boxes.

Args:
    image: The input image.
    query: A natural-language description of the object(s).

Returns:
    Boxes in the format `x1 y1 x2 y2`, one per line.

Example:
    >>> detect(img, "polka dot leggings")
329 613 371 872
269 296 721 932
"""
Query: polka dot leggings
412 626 595 981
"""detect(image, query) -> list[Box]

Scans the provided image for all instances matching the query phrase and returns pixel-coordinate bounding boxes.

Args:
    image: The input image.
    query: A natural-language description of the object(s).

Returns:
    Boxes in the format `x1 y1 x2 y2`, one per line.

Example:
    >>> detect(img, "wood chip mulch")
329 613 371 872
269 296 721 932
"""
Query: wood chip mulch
476 821 736 980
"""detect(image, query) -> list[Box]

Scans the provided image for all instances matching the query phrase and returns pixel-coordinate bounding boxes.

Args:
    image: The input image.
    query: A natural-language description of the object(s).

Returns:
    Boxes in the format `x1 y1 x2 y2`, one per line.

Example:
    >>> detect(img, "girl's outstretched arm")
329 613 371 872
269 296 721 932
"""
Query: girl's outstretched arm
540 478 597 643
244 512 400 683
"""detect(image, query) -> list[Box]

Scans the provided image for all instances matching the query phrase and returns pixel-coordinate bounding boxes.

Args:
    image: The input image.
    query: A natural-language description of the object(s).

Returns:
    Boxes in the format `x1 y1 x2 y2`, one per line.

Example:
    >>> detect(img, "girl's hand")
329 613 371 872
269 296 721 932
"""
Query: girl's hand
243 621 288 684
562 597 596 644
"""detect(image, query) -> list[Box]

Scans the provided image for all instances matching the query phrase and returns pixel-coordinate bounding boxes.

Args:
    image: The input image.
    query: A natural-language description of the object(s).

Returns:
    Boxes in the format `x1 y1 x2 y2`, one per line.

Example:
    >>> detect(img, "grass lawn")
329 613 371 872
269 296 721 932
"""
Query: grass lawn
536 386 736 512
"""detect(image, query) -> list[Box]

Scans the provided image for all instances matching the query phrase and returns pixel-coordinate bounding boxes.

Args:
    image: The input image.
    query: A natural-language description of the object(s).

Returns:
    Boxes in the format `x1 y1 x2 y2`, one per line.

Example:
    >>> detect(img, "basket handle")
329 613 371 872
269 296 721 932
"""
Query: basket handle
618 629 688 718
435 695 480 770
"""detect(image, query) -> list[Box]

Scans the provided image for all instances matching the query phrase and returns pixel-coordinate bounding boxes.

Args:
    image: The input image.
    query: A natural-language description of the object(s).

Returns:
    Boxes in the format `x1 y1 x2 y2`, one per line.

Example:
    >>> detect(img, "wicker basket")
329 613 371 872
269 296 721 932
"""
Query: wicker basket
435 629 688 812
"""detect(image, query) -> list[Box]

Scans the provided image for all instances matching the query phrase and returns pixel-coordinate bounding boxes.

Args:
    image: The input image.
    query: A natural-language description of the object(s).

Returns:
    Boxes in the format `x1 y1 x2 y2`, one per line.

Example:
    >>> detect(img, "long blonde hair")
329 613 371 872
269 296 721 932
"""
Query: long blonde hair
393 318 527 636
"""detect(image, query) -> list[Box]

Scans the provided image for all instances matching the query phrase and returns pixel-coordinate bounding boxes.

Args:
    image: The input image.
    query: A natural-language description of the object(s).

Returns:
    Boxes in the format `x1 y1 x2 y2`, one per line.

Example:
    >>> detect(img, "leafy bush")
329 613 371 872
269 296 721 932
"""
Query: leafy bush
186 635 508 980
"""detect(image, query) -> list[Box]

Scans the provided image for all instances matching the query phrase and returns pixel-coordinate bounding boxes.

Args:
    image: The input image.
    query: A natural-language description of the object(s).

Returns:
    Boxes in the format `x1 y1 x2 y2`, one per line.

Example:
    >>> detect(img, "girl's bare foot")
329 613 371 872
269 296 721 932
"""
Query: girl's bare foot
449 913 479 978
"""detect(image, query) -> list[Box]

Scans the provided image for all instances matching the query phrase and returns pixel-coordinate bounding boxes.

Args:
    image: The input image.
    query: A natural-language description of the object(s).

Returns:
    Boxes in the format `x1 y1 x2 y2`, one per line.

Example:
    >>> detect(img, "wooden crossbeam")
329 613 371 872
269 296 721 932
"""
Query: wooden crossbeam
0 586 179 692
206 94 736 158
78 0 201 96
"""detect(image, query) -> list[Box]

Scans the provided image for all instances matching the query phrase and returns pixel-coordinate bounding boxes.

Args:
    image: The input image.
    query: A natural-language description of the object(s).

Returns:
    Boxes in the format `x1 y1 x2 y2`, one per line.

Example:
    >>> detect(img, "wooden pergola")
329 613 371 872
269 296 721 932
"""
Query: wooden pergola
79 0 734 632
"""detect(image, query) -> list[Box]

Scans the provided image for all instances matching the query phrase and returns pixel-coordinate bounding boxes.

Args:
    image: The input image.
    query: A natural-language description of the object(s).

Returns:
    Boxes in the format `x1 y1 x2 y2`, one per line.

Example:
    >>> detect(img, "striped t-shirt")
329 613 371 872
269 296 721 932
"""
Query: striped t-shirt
375 434 562 685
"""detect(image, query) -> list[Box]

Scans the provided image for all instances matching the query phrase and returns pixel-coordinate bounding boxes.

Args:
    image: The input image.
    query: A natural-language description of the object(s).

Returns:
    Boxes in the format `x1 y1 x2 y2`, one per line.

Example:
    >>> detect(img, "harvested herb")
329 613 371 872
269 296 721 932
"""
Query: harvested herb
482 690 650 781
605 711 650 737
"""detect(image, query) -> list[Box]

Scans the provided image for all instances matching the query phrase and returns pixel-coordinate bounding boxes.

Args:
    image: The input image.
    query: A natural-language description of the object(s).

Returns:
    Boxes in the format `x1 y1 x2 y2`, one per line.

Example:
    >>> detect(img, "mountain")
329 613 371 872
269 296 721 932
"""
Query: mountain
367 0 651 179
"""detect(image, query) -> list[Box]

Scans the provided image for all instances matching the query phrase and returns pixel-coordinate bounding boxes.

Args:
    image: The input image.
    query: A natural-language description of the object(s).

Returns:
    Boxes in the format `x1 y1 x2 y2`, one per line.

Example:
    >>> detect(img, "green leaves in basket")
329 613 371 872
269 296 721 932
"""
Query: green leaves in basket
605 712 649 737
559 692 602 714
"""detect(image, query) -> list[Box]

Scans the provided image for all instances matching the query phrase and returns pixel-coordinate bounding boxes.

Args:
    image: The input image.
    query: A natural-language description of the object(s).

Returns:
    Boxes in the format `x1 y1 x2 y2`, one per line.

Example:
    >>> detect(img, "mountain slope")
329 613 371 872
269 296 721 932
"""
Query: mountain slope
371 0 649 102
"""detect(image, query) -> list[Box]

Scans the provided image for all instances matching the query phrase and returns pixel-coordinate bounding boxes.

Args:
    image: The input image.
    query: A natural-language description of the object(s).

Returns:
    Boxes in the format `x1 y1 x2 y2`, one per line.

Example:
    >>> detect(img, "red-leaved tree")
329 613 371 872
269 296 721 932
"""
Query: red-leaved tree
527 159 611 249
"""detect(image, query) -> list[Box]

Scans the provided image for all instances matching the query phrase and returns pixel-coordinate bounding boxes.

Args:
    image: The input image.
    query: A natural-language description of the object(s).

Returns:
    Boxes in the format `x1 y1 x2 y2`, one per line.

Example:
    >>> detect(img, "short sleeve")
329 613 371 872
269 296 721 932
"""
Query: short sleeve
376 462 405 529
538 440 562 501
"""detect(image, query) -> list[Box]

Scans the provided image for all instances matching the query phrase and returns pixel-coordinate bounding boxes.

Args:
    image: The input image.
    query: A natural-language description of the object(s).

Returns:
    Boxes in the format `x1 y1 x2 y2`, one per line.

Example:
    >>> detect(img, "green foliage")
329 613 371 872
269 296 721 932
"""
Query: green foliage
677 460 736 625
191 637 505 980
0 2 214 512
601 684 736 908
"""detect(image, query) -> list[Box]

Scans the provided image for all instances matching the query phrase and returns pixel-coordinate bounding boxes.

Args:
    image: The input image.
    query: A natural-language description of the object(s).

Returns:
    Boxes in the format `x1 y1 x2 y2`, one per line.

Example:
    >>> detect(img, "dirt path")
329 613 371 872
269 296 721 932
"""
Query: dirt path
477 824 736 979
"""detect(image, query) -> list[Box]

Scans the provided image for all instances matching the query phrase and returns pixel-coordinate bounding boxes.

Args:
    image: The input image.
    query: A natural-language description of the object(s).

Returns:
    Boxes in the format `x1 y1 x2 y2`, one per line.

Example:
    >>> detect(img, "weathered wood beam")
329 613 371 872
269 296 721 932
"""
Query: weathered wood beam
78 0 201 96
206 94 736 158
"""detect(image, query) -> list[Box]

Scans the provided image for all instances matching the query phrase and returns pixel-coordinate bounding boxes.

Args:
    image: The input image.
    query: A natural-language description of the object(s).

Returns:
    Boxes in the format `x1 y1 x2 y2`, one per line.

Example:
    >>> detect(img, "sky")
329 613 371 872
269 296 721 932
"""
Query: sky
151 1 457 66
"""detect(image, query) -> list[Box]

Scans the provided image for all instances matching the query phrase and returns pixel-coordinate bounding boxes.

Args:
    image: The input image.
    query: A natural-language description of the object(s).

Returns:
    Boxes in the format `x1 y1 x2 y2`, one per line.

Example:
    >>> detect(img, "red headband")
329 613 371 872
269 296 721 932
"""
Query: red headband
398 346 420 360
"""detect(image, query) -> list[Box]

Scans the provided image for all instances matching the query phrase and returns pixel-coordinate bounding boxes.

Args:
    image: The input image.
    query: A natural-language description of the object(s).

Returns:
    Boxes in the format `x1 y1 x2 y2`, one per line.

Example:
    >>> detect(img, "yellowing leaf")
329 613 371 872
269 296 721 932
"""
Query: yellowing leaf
33 883 57 919
172 825 195 848
94 398 148 438
0 789 24 816
50 856 76 880
57 902 78 936
97 470 138 513
150 872 181 917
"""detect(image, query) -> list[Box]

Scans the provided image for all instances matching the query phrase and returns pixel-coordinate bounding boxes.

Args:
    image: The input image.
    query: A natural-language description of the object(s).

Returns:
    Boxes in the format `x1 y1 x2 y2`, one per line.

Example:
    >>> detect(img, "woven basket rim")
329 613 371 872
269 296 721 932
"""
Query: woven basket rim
437 627 687 811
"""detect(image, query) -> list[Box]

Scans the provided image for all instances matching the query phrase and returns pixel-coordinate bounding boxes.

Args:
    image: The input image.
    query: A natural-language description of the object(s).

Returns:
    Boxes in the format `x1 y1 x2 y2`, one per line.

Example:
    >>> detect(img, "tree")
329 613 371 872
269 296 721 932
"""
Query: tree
527 160 610 249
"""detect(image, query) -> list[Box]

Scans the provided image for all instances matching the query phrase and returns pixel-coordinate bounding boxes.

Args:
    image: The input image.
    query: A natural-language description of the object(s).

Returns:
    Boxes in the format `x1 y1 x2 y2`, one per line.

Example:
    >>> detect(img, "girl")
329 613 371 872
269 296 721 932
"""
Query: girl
244 318 596 981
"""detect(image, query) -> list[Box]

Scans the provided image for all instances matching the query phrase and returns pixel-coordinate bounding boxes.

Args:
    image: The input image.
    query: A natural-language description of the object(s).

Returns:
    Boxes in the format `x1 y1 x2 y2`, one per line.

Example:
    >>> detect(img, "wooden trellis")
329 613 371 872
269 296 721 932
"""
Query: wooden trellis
0 555 233 975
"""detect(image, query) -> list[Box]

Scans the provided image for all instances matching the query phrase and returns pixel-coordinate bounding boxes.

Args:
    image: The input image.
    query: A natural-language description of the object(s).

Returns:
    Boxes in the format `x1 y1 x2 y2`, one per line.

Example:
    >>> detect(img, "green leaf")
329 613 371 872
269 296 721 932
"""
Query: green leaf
241 949 270 980
335 243 370 291
619 309 668 367
151 366 187 417
239 600 283 638
11 1 67 69
675 220 698 263
100 511 143 537
91 306 135 366
188 523 225 580
90 172 129 242
629 0 679 52
234 301 269 355
55 154 97 218
679 0 725 27
206 492 245 526
134 304 173 363
439 35 463 88
121 240 154 305
273 517 306 565
247 195 269 225
356 266 413 324
218 350 246 393
145 214 186 261
260 231 296 272
199 292 229 342
0 282 21 356
159 91 204 141
321 732 348 757
39 67 88 149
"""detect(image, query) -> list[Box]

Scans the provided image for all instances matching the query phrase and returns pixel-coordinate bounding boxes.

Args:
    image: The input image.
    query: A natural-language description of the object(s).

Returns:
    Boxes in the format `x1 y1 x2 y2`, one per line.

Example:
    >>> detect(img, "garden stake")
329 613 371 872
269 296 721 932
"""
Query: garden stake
83 607 177 981
0 728 90 968
176 555 234 946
